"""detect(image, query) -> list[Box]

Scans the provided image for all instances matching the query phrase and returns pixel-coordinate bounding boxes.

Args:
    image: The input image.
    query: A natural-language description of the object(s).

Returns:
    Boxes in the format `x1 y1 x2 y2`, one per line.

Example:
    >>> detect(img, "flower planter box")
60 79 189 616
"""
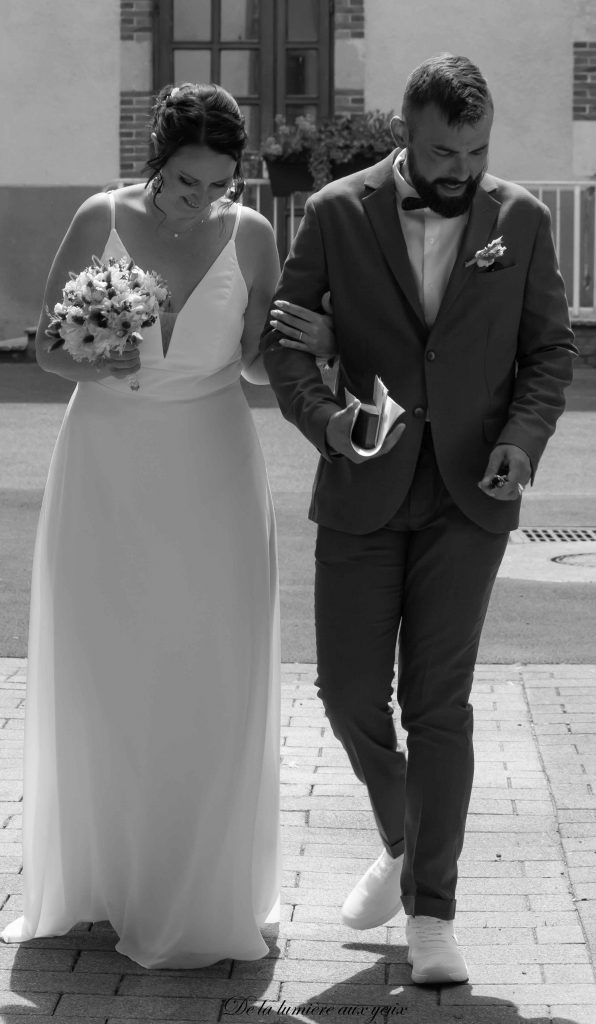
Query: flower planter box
264 158 314 197
330 157 375 180
264 155 381 196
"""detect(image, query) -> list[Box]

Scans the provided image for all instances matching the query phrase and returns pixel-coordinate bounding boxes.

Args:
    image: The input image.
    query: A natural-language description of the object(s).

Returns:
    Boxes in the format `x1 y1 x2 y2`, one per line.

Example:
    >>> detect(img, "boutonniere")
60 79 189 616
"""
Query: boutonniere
465 236 507 270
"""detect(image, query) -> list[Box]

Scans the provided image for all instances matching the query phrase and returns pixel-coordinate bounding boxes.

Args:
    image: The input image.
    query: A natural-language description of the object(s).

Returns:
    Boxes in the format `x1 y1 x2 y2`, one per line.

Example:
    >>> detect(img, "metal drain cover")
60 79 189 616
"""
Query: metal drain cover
552 553 596 567
514 526 596 543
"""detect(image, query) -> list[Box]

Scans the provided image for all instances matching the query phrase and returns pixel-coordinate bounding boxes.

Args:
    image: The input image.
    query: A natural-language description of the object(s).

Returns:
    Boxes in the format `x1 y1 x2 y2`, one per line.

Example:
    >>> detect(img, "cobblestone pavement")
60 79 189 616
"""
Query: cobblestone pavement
0 658 594 1023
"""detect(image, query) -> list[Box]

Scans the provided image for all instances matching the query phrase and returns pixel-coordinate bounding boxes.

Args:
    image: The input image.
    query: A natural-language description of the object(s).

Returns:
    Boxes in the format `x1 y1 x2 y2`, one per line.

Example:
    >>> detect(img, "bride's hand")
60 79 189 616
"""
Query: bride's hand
269 291 336 360
96 342 141 379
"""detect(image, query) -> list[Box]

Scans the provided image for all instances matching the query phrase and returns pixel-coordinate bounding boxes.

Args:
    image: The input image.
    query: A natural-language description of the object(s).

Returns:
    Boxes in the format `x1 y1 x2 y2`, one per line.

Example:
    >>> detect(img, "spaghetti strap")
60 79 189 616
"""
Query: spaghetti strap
107 191 116 232
230 203 242 241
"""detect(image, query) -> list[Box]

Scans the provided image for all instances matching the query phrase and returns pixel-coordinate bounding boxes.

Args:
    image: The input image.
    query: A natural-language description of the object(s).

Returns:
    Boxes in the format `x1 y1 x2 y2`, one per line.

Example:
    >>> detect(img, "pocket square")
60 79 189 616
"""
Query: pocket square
478 260 505 273
477 261 517 275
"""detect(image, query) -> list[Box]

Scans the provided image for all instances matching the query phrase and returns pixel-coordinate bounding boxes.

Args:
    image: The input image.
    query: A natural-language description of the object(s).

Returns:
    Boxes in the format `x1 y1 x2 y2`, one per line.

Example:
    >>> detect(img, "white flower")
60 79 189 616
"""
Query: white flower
60 321 88 347
465 236 507 269
64 307 86 325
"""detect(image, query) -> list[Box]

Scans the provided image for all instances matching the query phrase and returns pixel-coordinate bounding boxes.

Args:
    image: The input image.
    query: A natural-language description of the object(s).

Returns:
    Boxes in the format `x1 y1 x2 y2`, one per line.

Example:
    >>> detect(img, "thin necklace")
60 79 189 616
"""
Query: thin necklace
150 196 213 240
162 205 212 240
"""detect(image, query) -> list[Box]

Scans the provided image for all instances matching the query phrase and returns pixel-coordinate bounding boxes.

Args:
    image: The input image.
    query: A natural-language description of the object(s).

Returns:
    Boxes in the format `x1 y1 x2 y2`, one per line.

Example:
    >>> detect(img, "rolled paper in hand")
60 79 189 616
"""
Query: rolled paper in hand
351 407 381 449
345 376 405 458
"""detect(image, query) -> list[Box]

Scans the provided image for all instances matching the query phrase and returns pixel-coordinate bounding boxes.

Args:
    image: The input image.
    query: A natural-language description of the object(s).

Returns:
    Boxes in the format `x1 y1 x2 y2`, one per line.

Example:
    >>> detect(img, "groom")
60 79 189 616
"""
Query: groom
261 54 576 984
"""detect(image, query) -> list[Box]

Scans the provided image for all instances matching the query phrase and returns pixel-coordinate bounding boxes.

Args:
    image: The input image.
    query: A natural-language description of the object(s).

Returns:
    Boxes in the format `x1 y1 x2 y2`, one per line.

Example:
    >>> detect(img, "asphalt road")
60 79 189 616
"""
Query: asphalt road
1 360 595 661
250 366 596 664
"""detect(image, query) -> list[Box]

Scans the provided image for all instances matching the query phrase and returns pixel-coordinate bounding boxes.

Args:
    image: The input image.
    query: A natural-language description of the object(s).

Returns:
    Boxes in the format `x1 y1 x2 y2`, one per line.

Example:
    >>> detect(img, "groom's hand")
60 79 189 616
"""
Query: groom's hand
478 443 532 500
325 402 405 463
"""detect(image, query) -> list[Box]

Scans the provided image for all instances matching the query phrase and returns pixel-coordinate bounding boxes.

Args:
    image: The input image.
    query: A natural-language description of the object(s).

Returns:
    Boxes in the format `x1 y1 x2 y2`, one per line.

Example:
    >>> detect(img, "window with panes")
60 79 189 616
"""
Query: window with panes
154 0 333 168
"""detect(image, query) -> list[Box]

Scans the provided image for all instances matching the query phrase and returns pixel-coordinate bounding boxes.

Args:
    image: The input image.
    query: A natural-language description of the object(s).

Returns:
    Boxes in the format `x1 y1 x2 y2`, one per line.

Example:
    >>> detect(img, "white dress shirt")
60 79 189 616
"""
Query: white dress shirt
393 151 468 327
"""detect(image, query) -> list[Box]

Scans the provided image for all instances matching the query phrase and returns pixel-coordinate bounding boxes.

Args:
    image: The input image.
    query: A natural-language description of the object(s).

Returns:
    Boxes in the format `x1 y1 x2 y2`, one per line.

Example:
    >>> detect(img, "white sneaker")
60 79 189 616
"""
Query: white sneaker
406 915 468 984
340 850 403 929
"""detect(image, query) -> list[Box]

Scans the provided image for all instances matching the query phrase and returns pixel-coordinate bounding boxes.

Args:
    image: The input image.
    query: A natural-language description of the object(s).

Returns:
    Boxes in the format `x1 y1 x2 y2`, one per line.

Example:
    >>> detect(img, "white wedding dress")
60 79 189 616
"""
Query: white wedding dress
2 199 281 968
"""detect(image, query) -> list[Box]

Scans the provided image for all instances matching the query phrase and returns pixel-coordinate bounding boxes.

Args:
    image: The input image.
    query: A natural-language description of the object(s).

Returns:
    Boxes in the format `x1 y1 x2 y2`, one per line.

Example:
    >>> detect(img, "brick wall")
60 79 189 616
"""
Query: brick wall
120 0 154 177
120 92 154 176
333 0 364 114
334 89 365 114
120 0 153 38
334 0 364 37
573 41 596 121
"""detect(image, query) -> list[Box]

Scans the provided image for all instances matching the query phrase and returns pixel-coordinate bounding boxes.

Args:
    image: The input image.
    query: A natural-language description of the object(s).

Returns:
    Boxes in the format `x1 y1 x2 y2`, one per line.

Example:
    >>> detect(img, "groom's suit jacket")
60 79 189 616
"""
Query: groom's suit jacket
261 151 577 534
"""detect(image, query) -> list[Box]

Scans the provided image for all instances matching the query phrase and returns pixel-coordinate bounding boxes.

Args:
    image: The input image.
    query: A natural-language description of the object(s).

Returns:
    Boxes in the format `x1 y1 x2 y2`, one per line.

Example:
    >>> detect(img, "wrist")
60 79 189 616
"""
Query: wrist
323 422 342 459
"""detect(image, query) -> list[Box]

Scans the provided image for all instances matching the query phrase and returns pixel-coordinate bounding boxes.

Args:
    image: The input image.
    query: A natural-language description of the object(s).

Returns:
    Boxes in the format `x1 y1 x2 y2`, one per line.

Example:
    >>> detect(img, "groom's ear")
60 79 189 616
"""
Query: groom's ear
390 115 408 149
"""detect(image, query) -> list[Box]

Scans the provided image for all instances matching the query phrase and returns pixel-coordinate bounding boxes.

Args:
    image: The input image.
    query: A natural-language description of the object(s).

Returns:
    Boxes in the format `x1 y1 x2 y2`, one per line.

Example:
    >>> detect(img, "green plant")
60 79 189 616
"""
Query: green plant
260 113 318 163
309 110 395 189
260 110 395 190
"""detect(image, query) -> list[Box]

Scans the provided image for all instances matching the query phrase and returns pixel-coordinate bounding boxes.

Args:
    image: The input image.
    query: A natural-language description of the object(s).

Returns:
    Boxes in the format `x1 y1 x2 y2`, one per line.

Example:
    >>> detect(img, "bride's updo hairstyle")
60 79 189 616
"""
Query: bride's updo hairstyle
147 82 248 201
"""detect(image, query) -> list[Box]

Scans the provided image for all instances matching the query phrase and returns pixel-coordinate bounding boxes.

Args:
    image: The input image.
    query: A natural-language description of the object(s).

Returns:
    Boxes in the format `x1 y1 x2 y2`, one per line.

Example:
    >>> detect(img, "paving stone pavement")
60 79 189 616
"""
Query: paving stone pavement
0 658 594 1024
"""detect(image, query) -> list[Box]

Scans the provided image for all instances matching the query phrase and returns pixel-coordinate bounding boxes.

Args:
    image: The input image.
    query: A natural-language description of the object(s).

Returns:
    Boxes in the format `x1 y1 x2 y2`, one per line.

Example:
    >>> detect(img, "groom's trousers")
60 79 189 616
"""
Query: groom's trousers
314 424 509 921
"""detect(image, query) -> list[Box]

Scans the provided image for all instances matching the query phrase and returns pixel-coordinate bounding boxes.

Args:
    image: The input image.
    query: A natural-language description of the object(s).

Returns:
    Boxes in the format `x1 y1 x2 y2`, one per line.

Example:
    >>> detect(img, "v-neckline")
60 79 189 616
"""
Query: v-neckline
171 239 233 321
107 229 234 358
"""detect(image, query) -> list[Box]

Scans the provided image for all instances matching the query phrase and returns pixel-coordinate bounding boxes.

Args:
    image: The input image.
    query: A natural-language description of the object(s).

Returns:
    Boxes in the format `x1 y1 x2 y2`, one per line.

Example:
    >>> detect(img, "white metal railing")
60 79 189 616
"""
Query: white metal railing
249 176 596 320
242 178 267 213
243 179 293 242
245 181 292 241
518 181 596 318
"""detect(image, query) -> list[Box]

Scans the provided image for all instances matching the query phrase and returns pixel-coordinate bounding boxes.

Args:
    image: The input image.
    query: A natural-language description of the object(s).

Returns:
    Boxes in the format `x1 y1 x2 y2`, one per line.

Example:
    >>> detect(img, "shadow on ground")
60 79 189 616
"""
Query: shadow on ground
2 922 281 1019
0 935 586 1023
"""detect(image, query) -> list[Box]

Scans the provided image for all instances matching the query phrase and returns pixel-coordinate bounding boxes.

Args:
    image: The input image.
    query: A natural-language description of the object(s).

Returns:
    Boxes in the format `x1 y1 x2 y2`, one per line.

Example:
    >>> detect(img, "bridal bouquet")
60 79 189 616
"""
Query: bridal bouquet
46 256 170 390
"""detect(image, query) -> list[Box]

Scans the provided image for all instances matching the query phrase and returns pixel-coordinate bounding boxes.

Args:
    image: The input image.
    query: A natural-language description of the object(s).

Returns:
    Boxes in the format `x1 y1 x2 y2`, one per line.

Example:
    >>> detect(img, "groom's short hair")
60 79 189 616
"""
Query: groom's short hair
402 54 493 128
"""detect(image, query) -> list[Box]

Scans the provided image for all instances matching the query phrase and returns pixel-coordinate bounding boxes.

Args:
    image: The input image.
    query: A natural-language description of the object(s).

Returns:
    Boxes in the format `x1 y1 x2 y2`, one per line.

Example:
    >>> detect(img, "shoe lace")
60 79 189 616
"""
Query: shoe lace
411 917 453 952
370 853 398 881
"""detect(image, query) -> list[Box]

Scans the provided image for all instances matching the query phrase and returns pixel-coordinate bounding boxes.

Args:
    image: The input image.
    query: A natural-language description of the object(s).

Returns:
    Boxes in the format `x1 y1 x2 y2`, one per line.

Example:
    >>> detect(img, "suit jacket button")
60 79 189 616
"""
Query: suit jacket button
426 350 436 361
413 406 426 419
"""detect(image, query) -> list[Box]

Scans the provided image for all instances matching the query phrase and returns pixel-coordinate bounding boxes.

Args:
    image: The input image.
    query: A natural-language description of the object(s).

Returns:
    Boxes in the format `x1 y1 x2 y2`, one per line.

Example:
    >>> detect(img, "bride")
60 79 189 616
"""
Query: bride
2 82 334 969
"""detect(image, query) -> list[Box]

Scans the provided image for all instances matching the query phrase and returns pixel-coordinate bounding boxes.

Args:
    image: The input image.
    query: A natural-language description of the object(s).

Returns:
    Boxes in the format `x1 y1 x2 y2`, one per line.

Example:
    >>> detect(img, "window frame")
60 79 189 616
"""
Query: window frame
153 0 333 150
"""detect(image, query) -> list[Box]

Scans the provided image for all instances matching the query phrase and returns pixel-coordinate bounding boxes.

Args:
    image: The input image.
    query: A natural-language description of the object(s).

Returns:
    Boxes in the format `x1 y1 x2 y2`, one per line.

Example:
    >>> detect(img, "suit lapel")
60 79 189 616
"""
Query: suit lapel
433 182 502 326
362 157 426 327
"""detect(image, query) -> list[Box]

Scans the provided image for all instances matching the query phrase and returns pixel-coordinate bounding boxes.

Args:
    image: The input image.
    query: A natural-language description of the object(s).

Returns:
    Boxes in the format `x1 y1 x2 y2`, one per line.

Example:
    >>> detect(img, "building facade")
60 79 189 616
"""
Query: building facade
1 0 595 337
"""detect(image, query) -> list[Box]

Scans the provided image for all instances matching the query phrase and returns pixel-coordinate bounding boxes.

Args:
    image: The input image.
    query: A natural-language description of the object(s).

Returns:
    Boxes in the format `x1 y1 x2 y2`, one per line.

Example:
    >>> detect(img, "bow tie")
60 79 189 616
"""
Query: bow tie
401 196 428 211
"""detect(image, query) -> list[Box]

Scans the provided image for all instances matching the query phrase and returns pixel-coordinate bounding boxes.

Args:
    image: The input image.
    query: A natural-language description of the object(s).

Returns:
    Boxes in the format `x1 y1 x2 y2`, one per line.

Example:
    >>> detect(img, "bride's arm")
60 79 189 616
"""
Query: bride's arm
35 193 141 383
236 210 280 385
237 210 337 386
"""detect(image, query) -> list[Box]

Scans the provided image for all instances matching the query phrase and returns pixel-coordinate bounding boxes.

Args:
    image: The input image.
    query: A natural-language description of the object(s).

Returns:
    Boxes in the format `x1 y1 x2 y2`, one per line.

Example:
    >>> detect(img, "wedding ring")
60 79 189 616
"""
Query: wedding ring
299 330 303 341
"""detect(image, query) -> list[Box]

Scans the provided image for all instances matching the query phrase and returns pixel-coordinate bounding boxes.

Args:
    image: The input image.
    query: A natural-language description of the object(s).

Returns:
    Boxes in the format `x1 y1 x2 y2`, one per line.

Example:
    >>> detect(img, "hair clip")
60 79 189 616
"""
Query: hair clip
170 87 180 99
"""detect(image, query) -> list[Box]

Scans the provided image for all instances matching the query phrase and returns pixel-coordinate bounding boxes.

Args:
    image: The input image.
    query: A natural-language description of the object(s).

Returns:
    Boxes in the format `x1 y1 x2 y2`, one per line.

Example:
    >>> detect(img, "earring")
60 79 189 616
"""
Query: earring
151 171 164 196
227 177 244 201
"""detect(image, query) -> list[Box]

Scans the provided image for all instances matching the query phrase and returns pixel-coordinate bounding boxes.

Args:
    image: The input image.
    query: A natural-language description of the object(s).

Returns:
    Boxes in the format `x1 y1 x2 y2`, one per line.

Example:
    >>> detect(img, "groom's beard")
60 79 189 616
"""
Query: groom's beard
407 148 486 218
